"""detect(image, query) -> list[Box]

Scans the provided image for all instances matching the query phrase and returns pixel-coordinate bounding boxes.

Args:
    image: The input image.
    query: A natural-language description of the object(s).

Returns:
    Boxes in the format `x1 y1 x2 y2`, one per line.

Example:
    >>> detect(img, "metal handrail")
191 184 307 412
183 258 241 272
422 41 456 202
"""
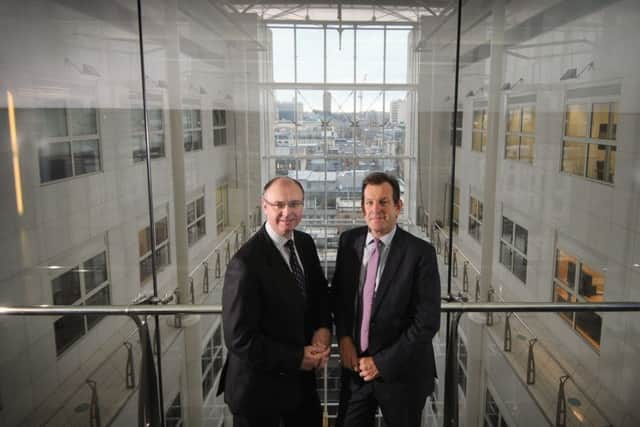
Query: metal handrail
2 301 639 427
2 301 639 316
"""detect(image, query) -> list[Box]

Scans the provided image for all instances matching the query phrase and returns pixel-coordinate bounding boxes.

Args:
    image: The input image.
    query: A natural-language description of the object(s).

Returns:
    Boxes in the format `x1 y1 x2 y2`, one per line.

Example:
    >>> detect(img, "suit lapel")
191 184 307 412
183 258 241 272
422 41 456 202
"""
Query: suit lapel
353 230 367 292
371 227 408 319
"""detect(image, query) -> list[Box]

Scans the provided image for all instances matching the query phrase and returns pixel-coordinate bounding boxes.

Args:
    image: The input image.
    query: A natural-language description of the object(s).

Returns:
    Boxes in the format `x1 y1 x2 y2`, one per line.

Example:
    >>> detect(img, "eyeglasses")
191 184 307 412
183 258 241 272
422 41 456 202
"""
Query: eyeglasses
263 199 304 210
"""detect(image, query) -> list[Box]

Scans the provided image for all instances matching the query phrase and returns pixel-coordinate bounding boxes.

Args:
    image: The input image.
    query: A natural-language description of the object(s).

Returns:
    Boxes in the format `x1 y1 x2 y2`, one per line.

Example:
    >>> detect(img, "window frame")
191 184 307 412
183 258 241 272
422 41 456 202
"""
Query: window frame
187 195 206 246
499 215 528 283
36 107 102 183
138 216 171 284
183 109 203 152
131 107 166 162
504 103 535 162
51 250 111 356
468 195 483 242
216 184 229 234
561 97 618 184
213 109 228 146
471 108 487 152
552 248 604 351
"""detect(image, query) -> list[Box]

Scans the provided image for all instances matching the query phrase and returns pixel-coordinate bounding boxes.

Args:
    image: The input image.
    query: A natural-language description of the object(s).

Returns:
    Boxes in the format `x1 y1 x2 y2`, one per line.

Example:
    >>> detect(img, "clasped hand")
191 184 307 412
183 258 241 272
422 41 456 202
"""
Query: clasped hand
300 327 331 370
338 336 379 381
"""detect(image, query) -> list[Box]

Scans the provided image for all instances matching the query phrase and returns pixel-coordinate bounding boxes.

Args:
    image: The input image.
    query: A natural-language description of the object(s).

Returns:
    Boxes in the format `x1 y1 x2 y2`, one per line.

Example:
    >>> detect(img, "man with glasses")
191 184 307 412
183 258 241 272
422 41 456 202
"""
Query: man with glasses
220 176 331 427
332 172 441 427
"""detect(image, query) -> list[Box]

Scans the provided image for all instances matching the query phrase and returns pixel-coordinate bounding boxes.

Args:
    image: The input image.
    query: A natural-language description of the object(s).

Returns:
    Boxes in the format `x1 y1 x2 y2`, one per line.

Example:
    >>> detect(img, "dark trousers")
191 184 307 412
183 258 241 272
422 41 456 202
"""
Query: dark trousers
336 368 426 427
233 372 322 427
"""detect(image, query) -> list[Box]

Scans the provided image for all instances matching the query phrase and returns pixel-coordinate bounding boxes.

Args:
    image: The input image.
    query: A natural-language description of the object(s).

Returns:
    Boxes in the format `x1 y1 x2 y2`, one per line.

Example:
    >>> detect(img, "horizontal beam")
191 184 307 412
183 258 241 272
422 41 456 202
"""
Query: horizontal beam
1 302 640 317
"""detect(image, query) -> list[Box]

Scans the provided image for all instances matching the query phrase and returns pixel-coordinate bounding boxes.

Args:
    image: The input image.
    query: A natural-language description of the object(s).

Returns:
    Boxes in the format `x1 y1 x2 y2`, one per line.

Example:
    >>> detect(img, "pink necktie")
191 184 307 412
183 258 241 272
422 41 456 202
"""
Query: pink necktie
360 239 381 352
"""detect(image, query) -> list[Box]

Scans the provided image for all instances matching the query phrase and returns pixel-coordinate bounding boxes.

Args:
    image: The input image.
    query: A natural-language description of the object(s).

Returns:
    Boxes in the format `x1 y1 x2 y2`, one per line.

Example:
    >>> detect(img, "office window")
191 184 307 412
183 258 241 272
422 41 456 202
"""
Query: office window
187 196 206 246
553 249 604 350
166 393 183 427
499 216 528 283
52 251 110 355
131 109 166 162
139 217 171 283
484 389 510 427
471 108 487 152
452 186 460 234
505 104 535 162
29 108 101 183
216 184 229 234
468 196 483 242
183 109 202 152
457 336 468 395
201 324 224 400
562 100 617 183
213 110 227 146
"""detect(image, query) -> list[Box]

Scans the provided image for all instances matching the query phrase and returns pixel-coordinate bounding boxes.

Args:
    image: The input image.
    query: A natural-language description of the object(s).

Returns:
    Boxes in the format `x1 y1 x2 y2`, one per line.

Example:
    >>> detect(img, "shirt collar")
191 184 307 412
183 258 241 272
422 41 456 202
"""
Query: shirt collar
366 225 397 248
265 221 294 248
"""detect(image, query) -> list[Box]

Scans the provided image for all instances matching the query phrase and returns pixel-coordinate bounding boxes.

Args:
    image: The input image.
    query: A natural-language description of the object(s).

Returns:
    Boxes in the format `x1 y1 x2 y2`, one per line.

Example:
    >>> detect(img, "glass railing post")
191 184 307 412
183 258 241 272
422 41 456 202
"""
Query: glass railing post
526 338 538 385
555 375 570 427
125 342 136 389
202 261 210 294
503 312 512 352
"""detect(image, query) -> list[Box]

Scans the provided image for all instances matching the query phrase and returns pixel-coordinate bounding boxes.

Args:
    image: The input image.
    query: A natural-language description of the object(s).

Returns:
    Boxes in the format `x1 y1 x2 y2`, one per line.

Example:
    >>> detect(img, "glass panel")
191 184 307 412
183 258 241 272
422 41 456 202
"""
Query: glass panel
326 26 355 83
555 250 577 286
72 140 100 175
139 227 151 257
513 252 527 283
297 28 324 83
565 103 588 137
155 218 169 245
501 217 514 242
591 103 612 139
473 110 484 129
54 315 85 355
271 27 295 82
575 311 602 349
39 141 72 182
385 29 410 84
356 28 384 83
553 283 575 324
187 201 196 224
83 252 107 293
505 135 519 159
149 109 164 131
514 225 527 254
472 131 484 152
507 108 521 132
586 144 615 183
85 286 110 329
26 108 68 138
579 263 605 302
213 110 226 127
196 197 205 217
499 242 512 269
522 106 535 133
69 108 97 135
519 136 534 162
52 269 81 305
561 141 586 176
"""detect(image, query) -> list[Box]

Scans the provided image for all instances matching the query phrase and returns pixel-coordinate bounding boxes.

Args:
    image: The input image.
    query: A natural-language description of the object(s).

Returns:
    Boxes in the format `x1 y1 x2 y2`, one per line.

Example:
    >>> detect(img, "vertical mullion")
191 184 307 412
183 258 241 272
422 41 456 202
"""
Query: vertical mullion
293 24 299 181
352 25 357 195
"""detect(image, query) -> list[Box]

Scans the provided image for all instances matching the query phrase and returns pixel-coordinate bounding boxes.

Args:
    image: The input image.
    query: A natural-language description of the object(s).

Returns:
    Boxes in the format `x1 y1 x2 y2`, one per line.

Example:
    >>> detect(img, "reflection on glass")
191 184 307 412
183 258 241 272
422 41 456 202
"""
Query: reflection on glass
70 108 98 135
507 108 521 132
84 252 107 293
39 141 72 182
520 136 534 162
72 140 100 175
505 136 519 159
522 106 535 133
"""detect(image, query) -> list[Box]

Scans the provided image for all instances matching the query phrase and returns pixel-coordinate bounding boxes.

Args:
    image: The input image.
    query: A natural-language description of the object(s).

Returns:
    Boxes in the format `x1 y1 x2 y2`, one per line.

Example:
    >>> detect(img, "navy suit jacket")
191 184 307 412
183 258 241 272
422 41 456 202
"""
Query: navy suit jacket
332 226 441 399
219 225 330 414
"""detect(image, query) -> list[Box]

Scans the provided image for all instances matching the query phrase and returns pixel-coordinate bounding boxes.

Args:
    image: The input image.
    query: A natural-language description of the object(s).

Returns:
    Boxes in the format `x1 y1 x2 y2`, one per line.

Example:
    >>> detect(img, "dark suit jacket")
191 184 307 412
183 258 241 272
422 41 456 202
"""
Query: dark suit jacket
219 225 330 415
332 226 441 400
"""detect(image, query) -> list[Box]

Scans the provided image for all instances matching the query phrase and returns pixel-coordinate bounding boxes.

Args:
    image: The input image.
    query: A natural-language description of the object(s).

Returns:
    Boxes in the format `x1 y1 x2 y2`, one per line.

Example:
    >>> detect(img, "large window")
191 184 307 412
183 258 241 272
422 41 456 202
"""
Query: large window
201 324 224 400
138 217 171 283
505 103 535 162
187 196 206 246
553 249 604 350
213 110 227 146
132 108 165 162
27 108 101 183
562 97 618 184
468 196 483 242
182 109 202 152
471 108 487 152
52 251 110 355
216 184 229 234
499 216 528 283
